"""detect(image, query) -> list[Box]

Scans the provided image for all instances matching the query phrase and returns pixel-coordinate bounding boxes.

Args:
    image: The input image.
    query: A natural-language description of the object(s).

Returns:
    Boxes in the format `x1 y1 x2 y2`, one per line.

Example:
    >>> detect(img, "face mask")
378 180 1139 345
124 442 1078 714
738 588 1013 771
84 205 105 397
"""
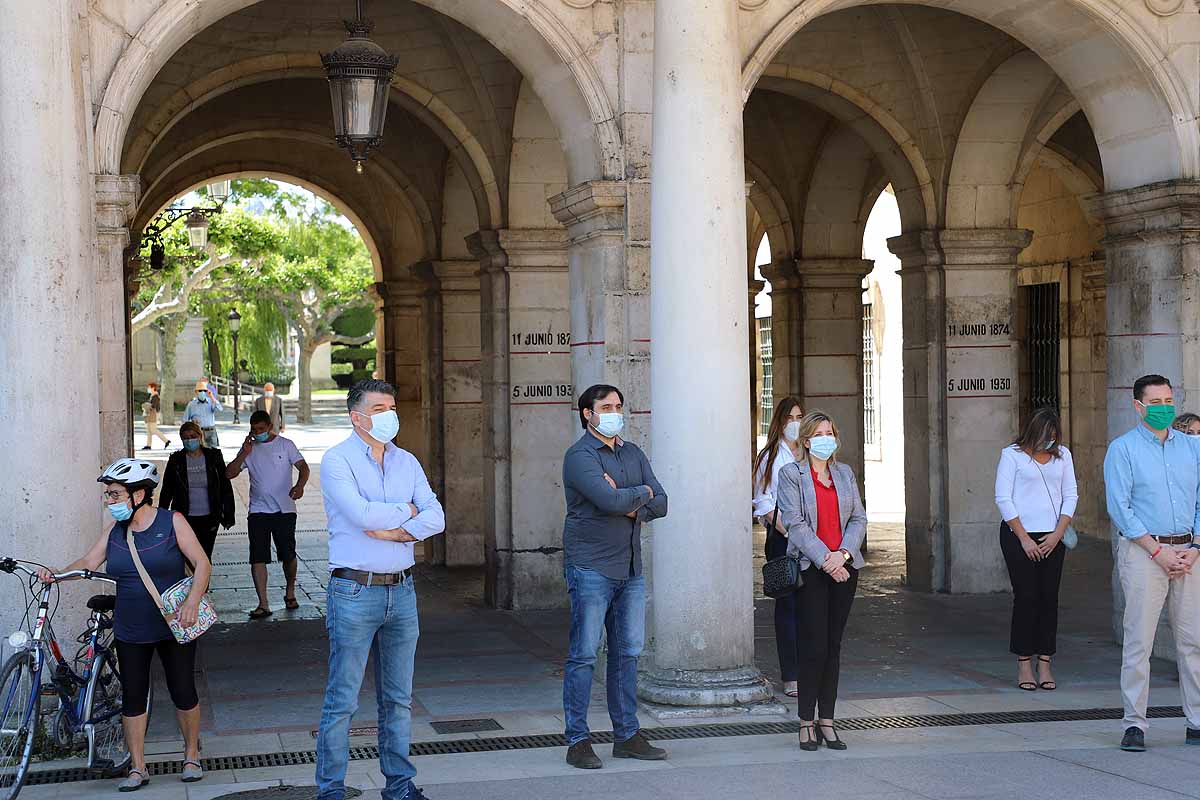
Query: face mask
1038 440 1056 452
107 501 133 522
1139 401 1175 431
253 431 270 443
783 421 802 442
196 392 207 402
360 409 399 444
183 439 201 452
808 435 838 461
264 391 274 398
591 412 624 439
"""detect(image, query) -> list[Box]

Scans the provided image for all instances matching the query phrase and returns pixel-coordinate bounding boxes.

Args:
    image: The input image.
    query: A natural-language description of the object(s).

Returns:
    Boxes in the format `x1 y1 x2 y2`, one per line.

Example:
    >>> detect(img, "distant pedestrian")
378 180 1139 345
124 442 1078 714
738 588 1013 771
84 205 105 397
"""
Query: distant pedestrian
1104 374 1200 752
777 410 866 752
1173 412 1200 437
561 384 668 770
226 410 309 618
254 382 286 433
994 407 1077 692
752 396 805 698
141 382 170 450
316 379 444 800
159 421 236 559
182 380 222 448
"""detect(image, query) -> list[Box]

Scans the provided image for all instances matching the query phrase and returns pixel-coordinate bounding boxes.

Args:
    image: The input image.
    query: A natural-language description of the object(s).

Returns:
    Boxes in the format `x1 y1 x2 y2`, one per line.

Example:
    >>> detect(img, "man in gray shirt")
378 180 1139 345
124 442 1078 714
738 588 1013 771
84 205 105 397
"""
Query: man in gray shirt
561 383 668 769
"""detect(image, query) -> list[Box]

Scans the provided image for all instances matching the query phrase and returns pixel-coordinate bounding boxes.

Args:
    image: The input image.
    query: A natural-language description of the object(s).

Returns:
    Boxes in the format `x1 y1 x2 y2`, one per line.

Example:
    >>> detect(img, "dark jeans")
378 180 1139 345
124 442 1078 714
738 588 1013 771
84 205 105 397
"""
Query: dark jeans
562 565 645 745
115 638 197 717
999 521 1065 656
795 565 857 720
186 514 219 560
766 529 800 682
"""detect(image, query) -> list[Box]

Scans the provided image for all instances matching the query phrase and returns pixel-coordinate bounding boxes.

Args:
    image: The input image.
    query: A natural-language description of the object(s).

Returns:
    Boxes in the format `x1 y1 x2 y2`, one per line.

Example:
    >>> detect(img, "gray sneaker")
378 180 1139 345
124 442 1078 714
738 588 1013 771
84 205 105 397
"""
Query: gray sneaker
1120 726 1145 752
612 731 667 761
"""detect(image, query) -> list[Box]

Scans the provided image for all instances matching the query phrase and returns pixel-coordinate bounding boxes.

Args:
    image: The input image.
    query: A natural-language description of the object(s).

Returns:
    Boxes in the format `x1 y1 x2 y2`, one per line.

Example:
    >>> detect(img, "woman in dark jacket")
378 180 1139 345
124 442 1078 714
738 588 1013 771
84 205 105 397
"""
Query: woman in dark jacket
159 420 235 559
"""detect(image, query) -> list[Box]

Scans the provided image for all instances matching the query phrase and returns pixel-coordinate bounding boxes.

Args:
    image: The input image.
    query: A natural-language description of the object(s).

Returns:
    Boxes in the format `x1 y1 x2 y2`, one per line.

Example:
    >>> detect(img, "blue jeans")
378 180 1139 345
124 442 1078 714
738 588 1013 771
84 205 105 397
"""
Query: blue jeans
316 577 419 800
562 565 645 745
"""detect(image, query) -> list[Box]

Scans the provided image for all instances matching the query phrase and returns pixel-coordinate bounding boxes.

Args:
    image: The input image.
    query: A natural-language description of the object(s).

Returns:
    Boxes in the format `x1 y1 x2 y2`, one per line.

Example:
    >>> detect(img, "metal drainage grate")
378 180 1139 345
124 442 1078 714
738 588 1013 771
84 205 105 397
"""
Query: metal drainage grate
430 718 504 735
22 705 1186 786
210 787 362 800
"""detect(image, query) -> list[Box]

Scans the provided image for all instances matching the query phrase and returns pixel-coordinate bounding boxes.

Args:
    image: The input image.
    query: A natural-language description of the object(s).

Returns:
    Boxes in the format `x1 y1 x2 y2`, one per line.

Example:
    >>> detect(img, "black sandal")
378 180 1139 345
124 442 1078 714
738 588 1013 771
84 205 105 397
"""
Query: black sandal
1037 656 1056 690
798 723 818 752
1017 657 1037 691
248 607 273 619
817 722 848 751
284 596 300 610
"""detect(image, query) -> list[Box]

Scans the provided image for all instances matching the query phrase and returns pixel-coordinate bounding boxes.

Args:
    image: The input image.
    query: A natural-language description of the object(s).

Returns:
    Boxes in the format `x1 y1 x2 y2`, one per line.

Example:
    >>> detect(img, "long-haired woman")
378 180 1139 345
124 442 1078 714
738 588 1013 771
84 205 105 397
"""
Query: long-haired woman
777 410 867 752
994 407 1078 692
752 397 805 697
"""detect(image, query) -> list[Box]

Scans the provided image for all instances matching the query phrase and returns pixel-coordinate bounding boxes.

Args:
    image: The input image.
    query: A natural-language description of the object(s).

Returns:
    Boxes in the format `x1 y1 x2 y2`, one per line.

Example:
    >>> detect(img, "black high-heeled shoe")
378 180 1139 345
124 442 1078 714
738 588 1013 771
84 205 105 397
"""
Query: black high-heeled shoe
817 722 848 751
1017 656 1037 691
798 723 818 752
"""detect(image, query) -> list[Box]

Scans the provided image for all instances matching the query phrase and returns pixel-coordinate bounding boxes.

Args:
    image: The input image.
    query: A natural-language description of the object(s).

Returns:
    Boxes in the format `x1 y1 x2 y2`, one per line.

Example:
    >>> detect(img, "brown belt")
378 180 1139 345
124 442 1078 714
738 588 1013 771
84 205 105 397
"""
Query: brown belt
1152 533 1194 545
331 567 412 586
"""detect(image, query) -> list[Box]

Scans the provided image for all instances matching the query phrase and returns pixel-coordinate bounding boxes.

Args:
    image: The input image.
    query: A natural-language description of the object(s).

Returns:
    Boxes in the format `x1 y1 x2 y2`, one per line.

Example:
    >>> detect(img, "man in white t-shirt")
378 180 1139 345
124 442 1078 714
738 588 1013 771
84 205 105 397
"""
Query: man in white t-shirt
227 410 309 618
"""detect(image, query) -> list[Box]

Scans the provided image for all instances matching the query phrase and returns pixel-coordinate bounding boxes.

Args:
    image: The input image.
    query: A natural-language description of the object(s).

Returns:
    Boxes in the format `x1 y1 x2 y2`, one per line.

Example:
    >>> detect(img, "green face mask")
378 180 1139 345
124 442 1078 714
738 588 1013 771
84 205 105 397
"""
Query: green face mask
1141 402 1176 431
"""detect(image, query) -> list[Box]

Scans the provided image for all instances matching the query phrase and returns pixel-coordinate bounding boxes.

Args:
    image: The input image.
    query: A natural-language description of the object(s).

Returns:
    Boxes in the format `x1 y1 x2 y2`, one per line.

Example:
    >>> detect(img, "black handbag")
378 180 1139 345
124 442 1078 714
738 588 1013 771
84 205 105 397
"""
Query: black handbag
761 508 804 598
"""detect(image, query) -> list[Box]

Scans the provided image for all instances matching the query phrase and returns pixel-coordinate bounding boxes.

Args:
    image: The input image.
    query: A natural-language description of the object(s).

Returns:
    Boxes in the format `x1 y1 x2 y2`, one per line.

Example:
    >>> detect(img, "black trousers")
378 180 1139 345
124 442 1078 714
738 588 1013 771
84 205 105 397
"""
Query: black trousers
794 565 858 720
114 639 198 717
186 514 219 560
999 521 1065 656
766 530 800 682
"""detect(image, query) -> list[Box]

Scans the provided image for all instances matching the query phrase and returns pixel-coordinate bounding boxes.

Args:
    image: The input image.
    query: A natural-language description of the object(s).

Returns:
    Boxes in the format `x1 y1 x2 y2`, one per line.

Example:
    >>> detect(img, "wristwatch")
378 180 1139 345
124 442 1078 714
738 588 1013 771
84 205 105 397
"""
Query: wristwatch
839 548 852 564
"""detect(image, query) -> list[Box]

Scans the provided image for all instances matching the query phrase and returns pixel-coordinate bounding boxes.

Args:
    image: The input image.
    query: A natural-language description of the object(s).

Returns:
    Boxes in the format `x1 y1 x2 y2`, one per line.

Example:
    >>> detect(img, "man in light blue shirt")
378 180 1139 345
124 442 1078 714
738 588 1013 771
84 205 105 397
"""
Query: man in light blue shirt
182 380 223 448
315 379 444 800
1103 373 1200 752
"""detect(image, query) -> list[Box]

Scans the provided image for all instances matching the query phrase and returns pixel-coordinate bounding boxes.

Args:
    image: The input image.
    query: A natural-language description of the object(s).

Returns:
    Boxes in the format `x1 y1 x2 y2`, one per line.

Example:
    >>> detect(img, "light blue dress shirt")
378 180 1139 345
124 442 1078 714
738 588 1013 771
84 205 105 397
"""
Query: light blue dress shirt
1103 424 1200 540
182 391 222 428
320 433 445 573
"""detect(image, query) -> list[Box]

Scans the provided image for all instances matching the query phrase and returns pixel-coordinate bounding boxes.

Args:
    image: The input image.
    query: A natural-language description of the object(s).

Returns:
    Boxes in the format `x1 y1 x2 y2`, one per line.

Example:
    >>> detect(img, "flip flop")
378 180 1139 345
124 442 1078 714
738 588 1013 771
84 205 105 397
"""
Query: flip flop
248 607 273 619
284 597 300 610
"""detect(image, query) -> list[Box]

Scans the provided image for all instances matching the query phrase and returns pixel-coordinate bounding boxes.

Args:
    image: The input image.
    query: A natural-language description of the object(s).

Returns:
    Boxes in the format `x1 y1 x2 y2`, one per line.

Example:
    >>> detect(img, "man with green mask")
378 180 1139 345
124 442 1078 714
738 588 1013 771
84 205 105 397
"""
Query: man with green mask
1104 373 1200 752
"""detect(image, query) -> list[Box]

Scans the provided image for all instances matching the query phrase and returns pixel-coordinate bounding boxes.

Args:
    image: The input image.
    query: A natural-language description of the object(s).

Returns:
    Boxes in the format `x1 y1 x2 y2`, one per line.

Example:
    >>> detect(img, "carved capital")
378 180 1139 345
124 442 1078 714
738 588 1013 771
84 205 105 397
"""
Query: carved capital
550 181 626 242
95 174 141 237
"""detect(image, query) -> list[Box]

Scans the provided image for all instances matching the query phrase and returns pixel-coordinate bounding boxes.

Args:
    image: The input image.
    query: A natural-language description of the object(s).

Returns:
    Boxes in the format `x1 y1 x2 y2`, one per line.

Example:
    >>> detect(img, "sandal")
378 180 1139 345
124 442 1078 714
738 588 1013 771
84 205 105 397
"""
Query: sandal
118 769 149 792
817 721 848 751
248 607 273 619
798 723 818 752
181 760 203 783
1017 657 1037 691
1037 656 1056 691
284 596 300 610
783 680 798 698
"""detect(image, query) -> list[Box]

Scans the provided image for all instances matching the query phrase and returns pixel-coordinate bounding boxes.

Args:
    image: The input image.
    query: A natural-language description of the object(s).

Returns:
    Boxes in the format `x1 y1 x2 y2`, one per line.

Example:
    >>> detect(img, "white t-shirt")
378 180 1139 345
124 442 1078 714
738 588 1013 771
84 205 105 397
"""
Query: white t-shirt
752 444 797 518
244 435 304 514
994 444 1079 533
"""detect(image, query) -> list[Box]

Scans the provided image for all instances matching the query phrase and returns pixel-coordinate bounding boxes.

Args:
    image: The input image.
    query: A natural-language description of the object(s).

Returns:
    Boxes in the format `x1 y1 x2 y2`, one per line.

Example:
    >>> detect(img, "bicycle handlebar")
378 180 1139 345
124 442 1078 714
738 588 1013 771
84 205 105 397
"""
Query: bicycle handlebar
0 558 116 584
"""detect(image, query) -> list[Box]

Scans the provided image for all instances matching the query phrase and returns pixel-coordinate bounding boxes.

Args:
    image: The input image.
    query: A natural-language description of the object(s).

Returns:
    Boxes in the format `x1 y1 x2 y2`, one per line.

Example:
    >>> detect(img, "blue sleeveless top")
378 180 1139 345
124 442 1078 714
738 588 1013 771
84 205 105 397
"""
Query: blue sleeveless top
106 508 186 643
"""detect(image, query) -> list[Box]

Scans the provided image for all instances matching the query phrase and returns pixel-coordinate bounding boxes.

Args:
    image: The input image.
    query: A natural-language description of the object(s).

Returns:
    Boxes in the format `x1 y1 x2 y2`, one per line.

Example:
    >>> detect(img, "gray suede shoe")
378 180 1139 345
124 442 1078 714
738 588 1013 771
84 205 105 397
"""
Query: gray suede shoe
181 760 203 782
117 769 149 792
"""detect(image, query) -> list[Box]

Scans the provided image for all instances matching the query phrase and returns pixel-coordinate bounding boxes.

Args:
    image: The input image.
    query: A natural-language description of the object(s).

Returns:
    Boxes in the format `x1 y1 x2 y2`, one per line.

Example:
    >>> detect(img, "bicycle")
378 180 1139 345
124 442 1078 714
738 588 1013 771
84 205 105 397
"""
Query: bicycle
0 557 148 800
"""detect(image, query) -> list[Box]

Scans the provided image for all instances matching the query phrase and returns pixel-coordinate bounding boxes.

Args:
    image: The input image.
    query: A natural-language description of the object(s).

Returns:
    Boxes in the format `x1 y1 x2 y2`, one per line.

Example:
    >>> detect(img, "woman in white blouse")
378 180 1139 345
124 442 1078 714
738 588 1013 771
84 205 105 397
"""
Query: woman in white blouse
994 407 1078 692
753 397 804 697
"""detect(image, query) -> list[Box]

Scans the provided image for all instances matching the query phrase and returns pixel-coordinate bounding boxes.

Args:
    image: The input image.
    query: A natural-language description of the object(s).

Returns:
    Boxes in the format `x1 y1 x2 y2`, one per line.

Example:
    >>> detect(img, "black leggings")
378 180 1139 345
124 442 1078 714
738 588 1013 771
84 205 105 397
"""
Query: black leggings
794 566 858 720
115 639 199 717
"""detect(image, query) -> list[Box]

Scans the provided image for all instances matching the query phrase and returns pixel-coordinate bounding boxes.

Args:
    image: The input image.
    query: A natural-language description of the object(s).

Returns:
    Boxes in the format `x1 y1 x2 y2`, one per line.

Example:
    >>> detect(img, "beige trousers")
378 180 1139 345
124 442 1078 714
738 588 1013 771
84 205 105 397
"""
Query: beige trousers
1118 537 1200 730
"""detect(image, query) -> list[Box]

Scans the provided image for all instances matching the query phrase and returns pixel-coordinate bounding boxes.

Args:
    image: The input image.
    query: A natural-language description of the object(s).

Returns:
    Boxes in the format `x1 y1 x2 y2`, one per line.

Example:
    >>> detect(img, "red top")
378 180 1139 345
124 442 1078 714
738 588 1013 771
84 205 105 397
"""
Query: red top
811 467 843 551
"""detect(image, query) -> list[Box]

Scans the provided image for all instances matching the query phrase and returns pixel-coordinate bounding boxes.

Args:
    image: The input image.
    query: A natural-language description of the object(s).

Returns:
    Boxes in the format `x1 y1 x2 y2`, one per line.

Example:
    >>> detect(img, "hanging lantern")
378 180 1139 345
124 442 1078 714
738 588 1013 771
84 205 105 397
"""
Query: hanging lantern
206 179 232 204
321 0 398 174
185 210 210 249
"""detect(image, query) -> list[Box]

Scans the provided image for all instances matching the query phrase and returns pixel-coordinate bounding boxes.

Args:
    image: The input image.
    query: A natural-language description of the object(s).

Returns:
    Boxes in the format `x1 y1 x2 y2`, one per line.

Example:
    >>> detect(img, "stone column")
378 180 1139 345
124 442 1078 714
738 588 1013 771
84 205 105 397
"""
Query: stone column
470 229 574 609
760 259 802 399
0 0 101 636
95 175 140 462
1089 181 1200 658
797 258 873 483
641 0 773 709
435 261 485 568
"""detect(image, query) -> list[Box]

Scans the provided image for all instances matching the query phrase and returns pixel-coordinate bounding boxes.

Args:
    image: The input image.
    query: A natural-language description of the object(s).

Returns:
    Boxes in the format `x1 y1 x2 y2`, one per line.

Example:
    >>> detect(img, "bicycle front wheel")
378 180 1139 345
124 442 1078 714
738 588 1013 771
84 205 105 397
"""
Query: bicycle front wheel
84 648 130 778
0 650 40 800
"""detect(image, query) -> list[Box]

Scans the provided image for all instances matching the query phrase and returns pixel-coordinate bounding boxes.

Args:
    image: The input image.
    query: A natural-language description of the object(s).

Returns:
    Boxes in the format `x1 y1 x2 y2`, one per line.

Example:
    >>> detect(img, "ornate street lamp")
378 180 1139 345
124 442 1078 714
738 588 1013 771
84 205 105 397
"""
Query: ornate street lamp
228 308 242 424
185 210 210 249
139 179 231 269
206 179 232 204
321 0 398 174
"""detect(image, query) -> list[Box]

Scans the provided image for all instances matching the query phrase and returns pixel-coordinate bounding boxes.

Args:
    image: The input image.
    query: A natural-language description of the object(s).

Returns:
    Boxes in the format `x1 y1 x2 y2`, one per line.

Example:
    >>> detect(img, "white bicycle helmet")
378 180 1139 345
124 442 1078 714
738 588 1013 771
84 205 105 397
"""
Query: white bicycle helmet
97 458 160 489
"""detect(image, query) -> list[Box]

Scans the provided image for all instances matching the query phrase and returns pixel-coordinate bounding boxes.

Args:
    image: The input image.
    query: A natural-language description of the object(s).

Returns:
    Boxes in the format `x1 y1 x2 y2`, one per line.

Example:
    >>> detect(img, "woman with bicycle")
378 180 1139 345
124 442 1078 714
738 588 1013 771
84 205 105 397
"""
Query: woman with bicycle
39 458 212 791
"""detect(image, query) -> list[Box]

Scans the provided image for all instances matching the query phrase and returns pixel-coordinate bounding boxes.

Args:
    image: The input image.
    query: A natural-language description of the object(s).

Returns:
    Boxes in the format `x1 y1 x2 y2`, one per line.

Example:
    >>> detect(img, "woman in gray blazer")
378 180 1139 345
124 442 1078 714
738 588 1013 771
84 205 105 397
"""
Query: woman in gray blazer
777 410 867 752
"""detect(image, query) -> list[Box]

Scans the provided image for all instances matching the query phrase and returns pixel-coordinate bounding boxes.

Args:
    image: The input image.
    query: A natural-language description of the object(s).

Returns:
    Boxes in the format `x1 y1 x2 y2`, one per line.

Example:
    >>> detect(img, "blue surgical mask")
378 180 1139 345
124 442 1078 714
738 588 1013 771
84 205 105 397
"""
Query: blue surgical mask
1039 439 1056 452
196 392 207 402
183 439 201 452
107 501 133 522
253 431 270 443
808 435 838 461
591 412 624 439
363 409 400 444
784 421 802 442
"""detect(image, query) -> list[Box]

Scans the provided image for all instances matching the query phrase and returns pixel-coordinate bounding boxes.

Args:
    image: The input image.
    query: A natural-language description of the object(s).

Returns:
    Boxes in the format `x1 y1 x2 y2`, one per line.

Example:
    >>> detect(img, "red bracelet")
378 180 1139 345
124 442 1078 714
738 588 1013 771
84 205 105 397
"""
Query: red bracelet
1150 545 1163 559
